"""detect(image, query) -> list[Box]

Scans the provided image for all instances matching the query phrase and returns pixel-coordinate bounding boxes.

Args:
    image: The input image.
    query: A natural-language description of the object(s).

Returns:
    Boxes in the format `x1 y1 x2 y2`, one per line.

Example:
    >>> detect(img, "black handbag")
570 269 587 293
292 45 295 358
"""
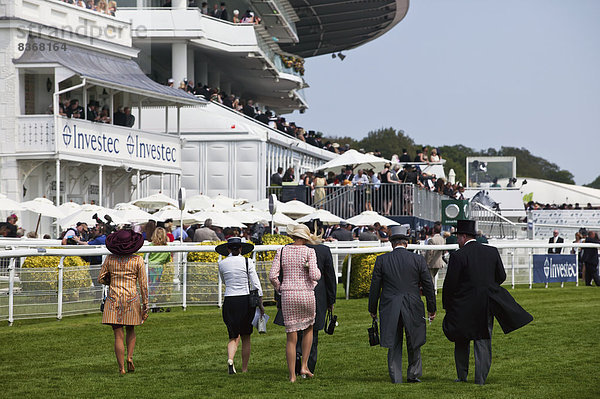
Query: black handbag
245 258 260 308
368 318 380 346
324 309 337 335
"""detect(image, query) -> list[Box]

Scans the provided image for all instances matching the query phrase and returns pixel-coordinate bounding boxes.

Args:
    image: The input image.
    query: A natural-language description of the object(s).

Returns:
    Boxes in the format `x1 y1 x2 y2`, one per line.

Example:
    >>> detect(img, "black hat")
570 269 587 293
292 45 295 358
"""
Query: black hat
454 220 477 236
215 237 254 256
390 225 410 240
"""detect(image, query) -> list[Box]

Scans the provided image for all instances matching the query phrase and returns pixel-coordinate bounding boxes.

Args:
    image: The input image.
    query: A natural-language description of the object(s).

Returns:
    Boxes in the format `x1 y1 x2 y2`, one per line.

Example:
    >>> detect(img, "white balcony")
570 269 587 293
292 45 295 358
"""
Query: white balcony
10 0 132 50
16 116 182 174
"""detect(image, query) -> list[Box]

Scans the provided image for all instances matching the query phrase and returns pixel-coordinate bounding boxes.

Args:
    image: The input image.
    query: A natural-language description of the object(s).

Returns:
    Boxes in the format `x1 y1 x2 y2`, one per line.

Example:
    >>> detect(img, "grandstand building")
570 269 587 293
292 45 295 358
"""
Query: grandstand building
0 0 409 230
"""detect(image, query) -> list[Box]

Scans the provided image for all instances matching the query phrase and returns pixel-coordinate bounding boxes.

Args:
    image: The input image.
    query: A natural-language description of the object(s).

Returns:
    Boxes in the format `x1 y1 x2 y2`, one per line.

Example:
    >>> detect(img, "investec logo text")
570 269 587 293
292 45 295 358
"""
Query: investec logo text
62 124 177 162
543 257 577 279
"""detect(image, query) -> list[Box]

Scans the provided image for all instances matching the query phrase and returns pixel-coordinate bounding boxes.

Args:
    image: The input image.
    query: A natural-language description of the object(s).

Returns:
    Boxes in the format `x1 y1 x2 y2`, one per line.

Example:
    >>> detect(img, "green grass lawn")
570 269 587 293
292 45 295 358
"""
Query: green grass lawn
1 285 598 398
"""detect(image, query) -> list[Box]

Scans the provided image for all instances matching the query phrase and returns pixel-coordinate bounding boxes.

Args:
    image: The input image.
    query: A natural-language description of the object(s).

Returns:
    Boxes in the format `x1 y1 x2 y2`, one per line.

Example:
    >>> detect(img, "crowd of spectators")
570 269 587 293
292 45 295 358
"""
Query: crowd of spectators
59 0 117 16
183 1 262 25
53 97 135 127
525 201 598 210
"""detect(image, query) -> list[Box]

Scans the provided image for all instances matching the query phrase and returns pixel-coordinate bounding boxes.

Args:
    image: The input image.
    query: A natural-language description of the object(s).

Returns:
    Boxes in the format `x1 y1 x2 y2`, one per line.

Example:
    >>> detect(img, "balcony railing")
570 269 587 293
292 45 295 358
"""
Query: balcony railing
267 183 446 221
17 116 55 153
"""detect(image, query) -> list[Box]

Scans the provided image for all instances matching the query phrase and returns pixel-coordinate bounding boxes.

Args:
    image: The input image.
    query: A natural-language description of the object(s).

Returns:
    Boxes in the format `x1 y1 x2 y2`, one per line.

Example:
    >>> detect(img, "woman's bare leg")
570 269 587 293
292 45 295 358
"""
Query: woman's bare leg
112 326 125 374
286 332 298 382
240 334 251 372
227 336 240 361
125 326 136 371
299 325 314 377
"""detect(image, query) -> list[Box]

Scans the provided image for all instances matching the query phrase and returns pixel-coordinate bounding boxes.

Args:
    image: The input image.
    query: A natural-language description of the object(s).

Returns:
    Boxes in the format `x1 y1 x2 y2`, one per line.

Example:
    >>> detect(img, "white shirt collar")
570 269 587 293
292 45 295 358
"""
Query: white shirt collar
464 239 477 245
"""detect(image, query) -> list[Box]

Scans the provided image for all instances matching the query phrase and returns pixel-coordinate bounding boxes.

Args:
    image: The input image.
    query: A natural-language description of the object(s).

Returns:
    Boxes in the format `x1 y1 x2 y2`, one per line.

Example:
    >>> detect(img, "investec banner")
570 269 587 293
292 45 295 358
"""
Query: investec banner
532 254 577 284
57 119 181 170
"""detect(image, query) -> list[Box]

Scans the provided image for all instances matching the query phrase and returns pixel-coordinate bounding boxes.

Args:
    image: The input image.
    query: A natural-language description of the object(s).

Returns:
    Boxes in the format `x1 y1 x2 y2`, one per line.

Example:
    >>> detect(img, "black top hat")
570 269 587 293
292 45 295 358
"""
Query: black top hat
389 225 410 240
215 237 254 256
454 220 477 236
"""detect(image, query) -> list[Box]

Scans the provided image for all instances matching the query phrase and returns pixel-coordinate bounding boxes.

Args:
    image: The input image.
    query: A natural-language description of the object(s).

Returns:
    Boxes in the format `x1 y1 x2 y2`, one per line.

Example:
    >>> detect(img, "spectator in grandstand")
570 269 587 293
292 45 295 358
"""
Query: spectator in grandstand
98 229 148 375
219 2 228 20
200 2 208 14
359 226 378 241
66 99 83 119
123 107 135 127
232 9 240 23
548 229 564 254
430 149 440 163
282 167 295 183
242 99 256 118
424 222 445 279
313 171 327 206
241 10 255 23
581 231 600 286
96 0 108 14
142 220 156 241
476 230 489 244
270 167 283 186
4 214 18 238
399 149 411 163
108 0 116 15
99 106 111 124
269 224 320 382
212 3 220 17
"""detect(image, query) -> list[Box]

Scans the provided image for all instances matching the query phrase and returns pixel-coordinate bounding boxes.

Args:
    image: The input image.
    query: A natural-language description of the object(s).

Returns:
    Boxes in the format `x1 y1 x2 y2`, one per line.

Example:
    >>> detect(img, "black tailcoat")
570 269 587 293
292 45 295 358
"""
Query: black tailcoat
442 241 533 342
368 247 436 349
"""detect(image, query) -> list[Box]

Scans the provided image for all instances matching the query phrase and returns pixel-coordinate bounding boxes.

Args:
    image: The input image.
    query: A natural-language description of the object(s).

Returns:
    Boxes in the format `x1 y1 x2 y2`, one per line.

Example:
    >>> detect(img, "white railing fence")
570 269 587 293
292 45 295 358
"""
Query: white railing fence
1 241 598 325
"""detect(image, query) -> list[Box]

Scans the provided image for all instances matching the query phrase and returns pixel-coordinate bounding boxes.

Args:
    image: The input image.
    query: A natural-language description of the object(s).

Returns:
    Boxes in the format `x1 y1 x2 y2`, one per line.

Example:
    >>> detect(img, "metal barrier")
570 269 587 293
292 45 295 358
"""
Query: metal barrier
268 183 446 220
470 202 527 239
0 241 598 325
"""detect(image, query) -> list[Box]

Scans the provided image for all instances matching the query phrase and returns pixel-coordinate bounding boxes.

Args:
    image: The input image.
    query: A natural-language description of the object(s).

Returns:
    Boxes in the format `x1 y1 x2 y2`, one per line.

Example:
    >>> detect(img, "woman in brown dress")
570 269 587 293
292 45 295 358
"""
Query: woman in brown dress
98 229 148 374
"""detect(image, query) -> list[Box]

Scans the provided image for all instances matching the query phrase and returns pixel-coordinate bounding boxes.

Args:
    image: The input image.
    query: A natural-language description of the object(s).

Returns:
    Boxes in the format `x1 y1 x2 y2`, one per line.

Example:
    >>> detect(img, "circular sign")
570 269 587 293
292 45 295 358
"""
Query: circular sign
445 203 460 219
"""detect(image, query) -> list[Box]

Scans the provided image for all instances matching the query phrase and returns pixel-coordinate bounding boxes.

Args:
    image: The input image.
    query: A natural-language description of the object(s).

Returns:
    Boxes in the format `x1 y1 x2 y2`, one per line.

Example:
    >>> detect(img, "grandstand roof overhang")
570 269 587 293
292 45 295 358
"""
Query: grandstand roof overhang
280 0 409 58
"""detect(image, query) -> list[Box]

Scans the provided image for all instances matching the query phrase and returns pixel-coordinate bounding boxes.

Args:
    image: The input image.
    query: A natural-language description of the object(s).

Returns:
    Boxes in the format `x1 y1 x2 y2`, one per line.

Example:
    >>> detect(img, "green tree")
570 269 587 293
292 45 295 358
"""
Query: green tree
585 175 600 189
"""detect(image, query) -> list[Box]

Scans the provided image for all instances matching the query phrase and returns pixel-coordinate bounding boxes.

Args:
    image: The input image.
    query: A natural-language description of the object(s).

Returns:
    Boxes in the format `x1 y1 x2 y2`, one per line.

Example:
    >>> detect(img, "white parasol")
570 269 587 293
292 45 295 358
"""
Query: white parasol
225 208 297 226
132 193 178 209
152 205 198 225
295 209 345 225
0 194 24 211
193 210 247 228
57 204 126 228
185 194 214 211
278 200 316 216
57 201 82 215
315 149 391 173
346 211 400 227
21 197 64 219
113 203 154 223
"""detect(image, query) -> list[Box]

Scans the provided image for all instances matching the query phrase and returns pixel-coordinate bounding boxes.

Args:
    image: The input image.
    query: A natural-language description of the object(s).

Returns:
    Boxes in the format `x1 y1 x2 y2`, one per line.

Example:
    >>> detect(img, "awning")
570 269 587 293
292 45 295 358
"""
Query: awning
13 36 206 107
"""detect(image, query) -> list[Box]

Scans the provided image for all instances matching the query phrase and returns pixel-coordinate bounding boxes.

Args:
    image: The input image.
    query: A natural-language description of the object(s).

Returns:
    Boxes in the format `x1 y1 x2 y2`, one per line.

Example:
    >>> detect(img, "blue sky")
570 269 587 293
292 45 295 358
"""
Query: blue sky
292 0 600 185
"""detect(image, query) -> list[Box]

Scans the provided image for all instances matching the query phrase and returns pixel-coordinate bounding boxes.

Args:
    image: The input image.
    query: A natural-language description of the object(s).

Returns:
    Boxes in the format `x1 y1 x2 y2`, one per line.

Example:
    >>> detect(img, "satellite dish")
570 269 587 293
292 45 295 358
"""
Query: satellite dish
268 194 277 215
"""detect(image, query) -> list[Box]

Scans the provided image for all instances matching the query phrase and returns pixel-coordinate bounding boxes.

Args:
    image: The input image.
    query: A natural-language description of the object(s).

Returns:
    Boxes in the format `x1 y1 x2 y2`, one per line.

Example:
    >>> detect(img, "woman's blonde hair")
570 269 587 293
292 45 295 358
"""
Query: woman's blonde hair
151 227 168 246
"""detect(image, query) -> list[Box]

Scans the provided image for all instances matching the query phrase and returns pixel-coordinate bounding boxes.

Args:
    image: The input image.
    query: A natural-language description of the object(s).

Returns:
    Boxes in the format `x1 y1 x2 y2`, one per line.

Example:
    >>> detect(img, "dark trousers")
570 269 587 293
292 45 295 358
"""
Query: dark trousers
584 263 600 286
454 313 493 385
296 329 319 373
387 316 422 383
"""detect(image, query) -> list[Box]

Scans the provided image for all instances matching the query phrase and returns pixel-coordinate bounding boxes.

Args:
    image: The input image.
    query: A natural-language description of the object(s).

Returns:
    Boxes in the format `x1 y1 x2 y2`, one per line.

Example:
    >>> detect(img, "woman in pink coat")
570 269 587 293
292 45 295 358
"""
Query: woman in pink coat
269 224 321 382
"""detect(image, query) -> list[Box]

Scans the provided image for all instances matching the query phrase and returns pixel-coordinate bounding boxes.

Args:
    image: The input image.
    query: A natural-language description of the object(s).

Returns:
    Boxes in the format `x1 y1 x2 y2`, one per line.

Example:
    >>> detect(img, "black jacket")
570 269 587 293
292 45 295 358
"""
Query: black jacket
548 236 564 254
581 236 600 265
442 241 532 342
368 247 436 349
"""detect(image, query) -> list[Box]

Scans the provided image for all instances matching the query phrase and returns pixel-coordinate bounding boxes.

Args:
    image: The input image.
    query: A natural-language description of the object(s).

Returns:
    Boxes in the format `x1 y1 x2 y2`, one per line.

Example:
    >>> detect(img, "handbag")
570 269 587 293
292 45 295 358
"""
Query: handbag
368 318 380 346
257 314 267 334
324 309 337 335
245 258 260 308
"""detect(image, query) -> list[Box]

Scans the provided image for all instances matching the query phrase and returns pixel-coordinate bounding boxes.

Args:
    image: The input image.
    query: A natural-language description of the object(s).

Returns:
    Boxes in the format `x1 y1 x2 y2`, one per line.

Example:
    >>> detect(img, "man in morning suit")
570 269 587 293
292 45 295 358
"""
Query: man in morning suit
368 225 436 383
442 220 533 385
547 229 564 254
274 221 337 374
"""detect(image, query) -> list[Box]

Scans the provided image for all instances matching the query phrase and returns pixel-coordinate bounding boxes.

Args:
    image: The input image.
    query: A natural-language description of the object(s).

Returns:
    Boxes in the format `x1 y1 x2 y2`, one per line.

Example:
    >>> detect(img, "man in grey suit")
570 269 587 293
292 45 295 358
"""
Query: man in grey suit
368 225 437 383
424 222 445 279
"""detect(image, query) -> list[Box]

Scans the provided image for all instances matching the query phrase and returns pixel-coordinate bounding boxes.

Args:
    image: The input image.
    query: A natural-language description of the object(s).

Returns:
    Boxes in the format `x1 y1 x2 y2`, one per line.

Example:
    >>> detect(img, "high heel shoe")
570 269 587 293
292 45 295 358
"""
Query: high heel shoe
127 359 135 373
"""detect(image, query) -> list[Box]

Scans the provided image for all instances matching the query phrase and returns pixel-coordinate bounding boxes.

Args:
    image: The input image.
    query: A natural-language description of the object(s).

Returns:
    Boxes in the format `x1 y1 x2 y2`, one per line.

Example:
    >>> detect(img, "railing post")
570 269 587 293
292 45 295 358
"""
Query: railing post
575 249 579 287
182 252 187 311
528 250 532 289
345 254 352 300
57 256 64 320
510 250 515 289
8 258 16 326
217 254 223 308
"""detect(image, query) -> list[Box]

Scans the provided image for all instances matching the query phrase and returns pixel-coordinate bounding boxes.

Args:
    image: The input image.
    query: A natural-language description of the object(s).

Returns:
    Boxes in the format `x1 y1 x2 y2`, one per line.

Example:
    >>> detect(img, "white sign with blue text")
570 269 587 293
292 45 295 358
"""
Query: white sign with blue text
57 118 181 171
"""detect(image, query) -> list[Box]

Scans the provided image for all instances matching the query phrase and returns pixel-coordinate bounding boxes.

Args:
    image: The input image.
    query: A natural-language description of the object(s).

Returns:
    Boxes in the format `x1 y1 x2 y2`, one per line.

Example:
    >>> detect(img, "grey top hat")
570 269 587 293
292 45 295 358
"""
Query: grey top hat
389 224 410 240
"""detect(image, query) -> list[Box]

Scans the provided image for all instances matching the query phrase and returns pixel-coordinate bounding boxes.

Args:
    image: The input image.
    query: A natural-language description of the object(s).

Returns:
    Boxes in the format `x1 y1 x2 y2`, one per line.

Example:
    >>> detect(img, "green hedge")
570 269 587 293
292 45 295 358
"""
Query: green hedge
341 252 385 298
